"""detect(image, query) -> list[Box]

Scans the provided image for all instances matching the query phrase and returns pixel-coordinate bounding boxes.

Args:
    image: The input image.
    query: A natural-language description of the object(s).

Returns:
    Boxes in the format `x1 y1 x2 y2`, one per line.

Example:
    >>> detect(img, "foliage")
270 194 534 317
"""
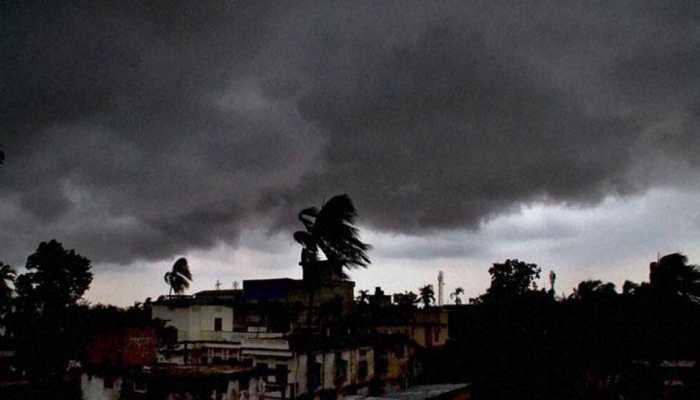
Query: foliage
475 259 541 302
571 280 617 301
450 287 464 305
294 194 371 279
418 284 435 308
0 262 16 302
436 252 700 399
16 240 93 311
0 262 16 332
357 289 370 304
9 240 93 377
650 252 700 298
394 291 418 308
622 280 640 296
164 257 192 295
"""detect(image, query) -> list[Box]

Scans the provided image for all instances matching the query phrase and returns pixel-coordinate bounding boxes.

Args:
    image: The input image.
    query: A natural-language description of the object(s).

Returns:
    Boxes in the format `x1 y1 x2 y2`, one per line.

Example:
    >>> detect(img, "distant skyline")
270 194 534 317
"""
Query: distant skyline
2 1 700 306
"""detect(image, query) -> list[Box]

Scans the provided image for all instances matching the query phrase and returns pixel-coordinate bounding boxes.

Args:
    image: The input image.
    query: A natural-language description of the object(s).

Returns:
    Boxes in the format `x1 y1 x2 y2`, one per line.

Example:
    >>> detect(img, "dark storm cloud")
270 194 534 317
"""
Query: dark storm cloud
1 1 699 266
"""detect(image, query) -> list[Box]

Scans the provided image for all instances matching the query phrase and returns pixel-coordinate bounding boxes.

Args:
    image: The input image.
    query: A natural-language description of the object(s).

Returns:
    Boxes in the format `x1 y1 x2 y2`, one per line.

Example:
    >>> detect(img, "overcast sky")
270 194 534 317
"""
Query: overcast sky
2 1 699 306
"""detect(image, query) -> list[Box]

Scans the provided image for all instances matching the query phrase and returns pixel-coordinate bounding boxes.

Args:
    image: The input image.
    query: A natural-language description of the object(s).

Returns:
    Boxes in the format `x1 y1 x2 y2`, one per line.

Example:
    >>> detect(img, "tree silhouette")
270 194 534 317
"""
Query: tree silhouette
478 259 541 301
293 194 371 337
450 287 465 305
0 262 15 301
650 252 700 298
17 240 93 310
622 280 640 296
164 257 192 296
357 289 370 304
0 262 15 329
571 280 617 301
293 194 371 280
395 291 418 308
12 240 93 375
419 284 435 308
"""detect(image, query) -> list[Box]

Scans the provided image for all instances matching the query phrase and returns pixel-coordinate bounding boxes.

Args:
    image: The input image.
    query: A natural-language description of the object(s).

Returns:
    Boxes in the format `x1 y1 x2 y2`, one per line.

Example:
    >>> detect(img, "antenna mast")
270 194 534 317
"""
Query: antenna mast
438 271 444 306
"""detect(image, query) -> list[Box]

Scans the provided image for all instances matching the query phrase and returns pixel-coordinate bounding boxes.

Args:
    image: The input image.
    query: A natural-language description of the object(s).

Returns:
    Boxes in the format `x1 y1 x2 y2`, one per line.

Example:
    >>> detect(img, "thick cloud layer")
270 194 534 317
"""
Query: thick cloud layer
1 1 699 267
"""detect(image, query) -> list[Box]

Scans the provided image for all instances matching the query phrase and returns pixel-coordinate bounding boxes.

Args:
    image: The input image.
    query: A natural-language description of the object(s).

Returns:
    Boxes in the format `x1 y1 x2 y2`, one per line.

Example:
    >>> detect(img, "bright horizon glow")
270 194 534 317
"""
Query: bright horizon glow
85 188 700 307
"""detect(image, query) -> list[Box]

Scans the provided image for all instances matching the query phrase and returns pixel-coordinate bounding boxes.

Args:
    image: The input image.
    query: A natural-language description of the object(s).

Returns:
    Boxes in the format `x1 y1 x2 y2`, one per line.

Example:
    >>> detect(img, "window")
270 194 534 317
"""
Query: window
376 357 388 376
276 364 289 384
335 355 348 384
133 379 147 394
103 375 115 389
214 317 222 331
310 362 322 390
358 360 368 380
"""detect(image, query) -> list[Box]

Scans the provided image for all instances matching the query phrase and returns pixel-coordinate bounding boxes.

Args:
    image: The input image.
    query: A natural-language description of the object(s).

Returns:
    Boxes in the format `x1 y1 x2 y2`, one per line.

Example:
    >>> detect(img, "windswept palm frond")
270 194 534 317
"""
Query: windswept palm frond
419 284 435 308
652 253 700 298
294 194 371 279
164 257 192 295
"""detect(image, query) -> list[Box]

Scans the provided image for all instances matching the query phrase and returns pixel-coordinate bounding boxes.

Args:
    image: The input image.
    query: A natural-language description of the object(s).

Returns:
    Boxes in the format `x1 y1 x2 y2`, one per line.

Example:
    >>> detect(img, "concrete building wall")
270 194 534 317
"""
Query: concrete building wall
81 374 122 400
152 304 234 341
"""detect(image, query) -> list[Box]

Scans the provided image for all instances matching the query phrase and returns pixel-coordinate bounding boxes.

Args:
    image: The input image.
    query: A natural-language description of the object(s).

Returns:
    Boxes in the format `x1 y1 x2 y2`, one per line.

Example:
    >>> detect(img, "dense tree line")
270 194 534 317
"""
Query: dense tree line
0 240 167 381
437 255 700 400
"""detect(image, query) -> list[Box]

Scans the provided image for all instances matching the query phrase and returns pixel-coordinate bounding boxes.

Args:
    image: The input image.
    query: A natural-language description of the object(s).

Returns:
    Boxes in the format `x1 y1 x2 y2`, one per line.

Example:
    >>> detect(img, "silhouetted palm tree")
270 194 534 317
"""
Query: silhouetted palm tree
450 287 465 305
650 253 700 298
419 284 435 308
164 257 192 296
293 194 371 280
294 194 371 334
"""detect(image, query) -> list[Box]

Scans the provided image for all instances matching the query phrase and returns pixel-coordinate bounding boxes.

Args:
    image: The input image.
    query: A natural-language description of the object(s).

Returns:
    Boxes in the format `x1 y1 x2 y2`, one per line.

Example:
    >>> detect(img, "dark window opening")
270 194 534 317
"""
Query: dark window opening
376 357 388 376
335 356 348 384
133 379 147 394
276 364 289 385
214 317 223 331
310 362 322 390
358 360 368 380
103 375 115 389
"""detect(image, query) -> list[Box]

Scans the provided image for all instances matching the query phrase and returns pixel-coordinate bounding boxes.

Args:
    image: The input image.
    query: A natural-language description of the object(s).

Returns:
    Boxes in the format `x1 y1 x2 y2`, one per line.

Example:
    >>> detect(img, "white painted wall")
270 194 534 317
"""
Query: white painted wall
80 373 122 400
152 304 234 341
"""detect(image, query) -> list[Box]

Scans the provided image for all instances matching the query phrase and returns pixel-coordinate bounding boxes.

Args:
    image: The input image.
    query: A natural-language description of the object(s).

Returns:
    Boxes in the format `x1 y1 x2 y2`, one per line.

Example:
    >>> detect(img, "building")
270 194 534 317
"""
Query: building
147 275 384 398
374 308 449 348
369 287 392 308
82 364 274 400
85 327 157 369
